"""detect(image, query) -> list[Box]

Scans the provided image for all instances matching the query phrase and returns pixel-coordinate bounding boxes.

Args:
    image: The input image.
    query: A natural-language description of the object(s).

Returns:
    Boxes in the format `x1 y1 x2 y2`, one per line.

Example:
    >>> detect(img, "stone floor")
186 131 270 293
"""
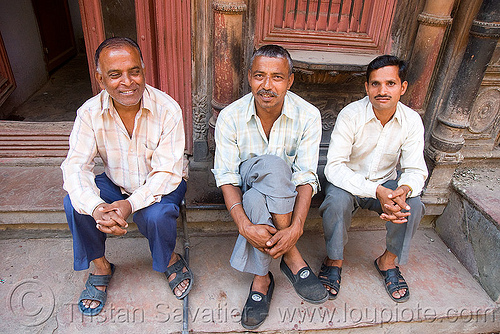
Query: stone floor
3 54 92 122
0 229 498 334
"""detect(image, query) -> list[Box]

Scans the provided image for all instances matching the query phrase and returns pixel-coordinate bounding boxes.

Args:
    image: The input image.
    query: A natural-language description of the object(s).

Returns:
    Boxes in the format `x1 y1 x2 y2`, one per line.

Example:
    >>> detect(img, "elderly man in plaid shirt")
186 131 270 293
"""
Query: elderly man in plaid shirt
62 37 192 316
212 44 328 330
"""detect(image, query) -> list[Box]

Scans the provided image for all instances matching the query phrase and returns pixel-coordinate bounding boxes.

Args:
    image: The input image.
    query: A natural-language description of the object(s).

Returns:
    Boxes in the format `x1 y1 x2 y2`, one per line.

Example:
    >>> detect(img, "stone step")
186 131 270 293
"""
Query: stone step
0 164 436 231
0 229 497 333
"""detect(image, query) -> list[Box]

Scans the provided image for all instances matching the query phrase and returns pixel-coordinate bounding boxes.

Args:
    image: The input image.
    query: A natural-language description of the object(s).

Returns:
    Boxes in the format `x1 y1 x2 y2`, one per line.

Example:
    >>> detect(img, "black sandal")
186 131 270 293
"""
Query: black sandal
78 263 115 316
165 253 193 300
241 272 274 330
318 262 342 300
374 259 410 303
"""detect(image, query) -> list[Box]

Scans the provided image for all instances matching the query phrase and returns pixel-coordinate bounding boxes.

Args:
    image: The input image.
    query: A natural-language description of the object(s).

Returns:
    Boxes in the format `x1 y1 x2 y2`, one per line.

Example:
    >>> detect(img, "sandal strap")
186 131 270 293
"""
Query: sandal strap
384 267 409 293
165 254 193 296
318 263 341 292
79 280 107 303
86 263 115 287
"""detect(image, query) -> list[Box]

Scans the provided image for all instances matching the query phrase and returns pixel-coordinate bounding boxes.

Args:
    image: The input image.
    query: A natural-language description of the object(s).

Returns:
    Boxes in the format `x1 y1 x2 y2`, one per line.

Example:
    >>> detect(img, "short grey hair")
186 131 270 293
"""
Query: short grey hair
250 45 293 75
95 37 145 73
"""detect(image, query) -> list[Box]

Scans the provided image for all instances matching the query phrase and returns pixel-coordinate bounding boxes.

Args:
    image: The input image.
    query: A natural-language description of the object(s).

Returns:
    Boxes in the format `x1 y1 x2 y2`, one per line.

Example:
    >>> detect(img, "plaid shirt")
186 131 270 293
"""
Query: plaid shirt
61 85 185 215
212 91 322 195
324 96 428 198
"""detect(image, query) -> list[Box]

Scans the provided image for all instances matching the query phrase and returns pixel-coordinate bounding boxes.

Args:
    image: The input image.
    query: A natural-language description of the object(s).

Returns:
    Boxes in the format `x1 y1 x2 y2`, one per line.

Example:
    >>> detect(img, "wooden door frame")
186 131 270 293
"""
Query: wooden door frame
78 0 193 154
0 31 16 108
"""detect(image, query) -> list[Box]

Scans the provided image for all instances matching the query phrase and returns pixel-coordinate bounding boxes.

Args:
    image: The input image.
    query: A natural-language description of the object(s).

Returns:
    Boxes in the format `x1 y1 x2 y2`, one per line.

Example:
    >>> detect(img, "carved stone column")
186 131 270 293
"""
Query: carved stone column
424 0 500 207
404 0 456 114
208 0 247 153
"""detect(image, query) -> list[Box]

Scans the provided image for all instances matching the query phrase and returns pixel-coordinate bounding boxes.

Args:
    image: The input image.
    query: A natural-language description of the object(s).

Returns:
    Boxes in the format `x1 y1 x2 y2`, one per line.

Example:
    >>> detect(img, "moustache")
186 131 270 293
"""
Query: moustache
375 95 391 99
257 89 278 97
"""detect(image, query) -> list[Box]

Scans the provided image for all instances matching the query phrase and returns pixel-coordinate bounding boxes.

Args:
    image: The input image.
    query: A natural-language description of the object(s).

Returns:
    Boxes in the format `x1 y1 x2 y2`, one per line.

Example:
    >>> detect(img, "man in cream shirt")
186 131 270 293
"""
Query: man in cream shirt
318 55 428 303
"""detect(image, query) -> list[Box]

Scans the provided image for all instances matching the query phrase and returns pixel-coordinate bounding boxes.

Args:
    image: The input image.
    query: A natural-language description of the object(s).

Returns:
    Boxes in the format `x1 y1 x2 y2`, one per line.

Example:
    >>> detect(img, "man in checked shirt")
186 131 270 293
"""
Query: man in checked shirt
212 45 328 330
61 37 192 316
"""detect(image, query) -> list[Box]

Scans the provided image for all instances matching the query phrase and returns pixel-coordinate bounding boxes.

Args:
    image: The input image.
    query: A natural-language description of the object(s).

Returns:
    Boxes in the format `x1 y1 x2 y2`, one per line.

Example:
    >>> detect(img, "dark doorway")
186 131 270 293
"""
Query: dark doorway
31 0 77 72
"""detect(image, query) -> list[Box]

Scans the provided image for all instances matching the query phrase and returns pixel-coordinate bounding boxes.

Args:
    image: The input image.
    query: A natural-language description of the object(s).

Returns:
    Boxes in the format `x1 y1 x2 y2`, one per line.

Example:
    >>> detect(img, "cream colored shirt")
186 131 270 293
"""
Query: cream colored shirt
61 85 185 215
324 96 428 198
212 91 322 195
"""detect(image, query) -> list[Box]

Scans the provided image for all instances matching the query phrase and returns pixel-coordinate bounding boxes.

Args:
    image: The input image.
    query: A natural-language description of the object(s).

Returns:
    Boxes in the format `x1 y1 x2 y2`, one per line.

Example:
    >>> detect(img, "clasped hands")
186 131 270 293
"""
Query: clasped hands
240 222 302 259
92 200 132 236
376 185 411 224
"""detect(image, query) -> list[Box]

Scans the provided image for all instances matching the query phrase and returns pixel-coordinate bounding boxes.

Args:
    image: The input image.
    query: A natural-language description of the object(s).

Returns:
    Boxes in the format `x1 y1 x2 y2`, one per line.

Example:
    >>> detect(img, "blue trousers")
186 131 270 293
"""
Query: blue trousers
64 173 186 272
319 179 424 265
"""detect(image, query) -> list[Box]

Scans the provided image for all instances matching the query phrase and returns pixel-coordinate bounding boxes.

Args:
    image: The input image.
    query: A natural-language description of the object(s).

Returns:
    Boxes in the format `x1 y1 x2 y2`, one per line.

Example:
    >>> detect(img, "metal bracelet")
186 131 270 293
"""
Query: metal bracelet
228 202 242 213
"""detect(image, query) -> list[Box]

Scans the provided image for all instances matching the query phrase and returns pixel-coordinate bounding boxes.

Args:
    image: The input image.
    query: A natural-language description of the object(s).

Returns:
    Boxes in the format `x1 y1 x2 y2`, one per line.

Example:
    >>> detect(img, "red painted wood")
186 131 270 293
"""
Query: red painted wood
135 0 158 88
153 0 193 154
79 0 193 154
0 32 16 107
78 0 105 94
256 0 395 54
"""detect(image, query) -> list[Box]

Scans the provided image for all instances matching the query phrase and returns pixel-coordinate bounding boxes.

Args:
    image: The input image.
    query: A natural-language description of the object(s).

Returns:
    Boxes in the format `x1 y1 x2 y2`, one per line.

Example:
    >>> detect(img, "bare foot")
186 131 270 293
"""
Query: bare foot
282 252 307 275
251 273 272 295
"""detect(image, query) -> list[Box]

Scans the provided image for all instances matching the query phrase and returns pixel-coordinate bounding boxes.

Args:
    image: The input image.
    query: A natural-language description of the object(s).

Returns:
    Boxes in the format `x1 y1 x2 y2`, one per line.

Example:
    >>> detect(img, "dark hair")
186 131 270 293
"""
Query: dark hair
250 44 293 75
94 37 144 72
366 55 408 82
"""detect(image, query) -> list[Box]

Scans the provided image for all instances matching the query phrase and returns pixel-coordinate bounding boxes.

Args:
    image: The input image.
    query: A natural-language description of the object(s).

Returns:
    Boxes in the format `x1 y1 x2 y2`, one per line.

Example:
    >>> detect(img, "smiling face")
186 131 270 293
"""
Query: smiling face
365 65 407 117
95 45 146 113
248 56 294 117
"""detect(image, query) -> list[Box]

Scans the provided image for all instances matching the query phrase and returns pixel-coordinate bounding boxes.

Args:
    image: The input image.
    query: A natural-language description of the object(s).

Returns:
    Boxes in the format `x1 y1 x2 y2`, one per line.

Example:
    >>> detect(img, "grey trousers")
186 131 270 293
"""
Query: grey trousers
230 155 298 276
319 179 424 265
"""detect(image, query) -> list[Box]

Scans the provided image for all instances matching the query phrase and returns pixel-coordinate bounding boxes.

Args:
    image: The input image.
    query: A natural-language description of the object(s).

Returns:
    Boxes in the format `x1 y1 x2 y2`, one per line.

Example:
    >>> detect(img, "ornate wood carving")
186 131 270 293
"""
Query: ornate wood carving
255 0 396 53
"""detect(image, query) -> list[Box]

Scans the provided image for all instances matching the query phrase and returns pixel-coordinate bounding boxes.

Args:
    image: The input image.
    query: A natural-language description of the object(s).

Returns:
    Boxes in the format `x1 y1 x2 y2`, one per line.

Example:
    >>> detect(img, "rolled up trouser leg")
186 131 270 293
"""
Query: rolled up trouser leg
230 155 297 276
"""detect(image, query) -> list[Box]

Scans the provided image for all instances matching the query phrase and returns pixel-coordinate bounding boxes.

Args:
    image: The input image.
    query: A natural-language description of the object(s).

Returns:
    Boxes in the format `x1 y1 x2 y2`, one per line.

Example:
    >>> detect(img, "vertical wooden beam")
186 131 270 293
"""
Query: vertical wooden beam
191 0 213 161
153 0 193 154
404 0 456 114
78 0 105 95
135 0 158 88
208 0 247 152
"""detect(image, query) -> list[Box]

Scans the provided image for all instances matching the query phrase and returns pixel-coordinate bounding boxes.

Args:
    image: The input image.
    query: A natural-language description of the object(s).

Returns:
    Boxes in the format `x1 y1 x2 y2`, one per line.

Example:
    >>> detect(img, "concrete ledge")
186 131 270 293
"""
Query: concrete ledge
435 167 500 303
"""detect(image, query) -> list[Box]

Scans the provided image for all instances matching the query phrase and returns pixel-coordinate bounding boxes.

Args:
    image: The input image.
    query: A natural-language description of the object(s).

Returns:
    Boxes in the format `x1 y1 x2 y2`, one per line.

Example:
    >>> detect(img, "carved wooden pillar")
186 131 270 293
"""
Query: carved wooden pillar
208 0 247 152
404 0 456 113
425 0 500 206
191 0 212 162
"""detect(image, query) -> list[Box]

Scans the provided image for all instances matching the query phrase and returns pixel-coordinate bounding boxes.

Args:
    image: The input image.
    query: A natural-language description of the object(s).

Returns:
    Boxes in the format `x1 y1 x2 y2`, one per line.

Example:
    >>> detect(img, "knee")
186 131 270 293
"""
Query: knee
257 155 291 178
320 184 353 216
135 203 179 229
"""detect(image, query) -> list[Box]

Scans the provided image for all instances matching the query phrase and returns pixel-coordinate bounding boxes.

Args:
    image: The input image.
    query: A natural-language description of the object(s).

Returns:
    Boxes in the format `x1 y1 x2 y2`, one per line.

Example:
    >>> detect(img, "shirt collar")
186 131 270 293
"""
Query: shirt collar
364 96 402 125
245 91 294 122
99 85 152 116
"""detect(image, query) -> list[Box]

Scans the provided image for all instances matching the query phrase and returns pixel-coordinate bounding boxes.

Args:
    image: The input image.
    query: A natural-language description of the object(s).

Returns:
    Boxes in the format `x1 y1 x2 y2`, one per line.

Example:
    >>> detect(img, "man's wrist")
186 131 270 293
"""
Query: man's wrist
401 184 413 198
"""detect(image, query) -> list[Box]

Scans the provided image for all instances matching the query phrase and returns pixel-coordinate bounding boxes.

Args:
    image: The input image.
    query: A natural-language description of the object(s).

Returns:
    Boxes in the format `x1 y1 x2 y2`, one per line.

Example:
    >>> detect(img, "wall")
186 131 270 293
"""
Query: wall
68 0 85 53
0 0 48 118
